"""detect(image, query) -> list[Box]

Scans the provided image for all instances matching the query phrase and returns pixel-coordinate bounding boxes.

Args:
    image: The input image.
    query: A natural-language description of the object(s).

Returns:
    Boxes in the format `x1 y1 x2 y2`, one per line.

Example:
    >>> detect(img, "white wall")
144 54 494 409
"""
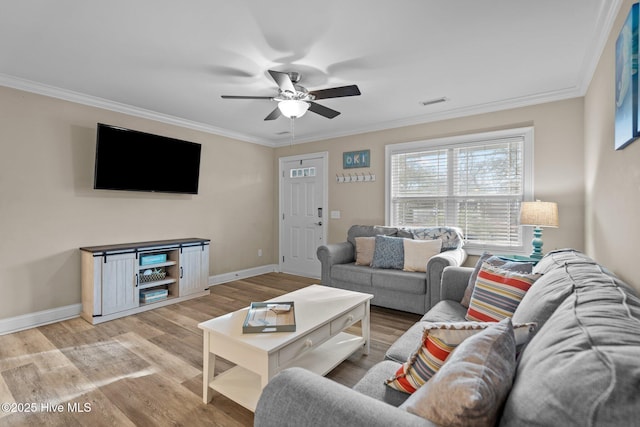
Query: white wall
585 0 640 292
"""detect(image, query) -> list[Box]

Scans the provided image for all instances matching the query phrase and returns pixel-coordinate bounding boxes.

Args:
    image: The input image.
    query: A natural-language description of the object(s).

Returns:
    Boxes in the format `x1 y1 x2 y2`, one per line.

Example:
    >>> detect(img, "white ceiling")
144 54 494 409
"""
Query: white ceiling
0 1 621 147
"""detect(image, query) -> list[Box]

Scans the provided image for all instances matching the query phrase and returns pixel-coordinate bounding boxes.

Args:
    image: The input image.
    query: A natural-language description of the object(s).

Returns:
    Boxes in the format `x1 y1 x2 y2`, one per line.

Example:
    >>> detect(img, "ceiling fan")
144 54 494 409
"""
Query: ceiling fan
221 70 361 121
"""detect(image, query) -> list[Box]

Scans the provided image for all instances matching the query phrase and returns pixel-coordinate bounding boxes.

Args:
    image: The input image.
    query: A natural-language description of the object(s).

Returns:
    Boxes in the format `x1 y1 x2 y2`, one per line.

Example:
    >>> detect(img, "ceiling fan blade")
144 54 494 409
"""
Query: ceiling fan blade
221 95 273 99
268 70 296 94
264 107 282 121
309 85 361 100
308 102 340 119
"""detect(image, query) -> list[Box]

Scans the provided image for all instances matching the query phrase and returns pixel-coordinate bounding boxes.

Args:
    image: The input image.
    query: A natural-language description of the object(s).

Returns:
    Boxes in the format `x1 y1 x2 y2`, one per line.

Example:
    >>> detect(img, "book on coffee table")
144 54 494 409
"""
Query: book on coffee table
242 301 296 333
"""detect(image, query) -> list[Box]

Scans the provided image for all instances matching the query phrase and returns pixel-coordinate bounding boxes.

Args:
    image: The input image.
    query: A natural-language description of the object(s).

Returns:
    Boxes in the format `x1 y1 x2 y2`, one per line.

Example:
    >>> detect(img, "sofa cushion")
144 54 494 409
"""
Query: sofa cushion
386 303 468 363
347 225 397 247
371 235 405 269
403 239 442 272
331 264 372 287
461 252 534 307
354 237 375 266
531 248 594 275
372 269 426 295
407 226 464 251
401 318 517 427
385 322 430 364
352 360 409 407
466 263 540 322
421 300 468 322
500 261 640 426
385 322 536 394
511 266 575 329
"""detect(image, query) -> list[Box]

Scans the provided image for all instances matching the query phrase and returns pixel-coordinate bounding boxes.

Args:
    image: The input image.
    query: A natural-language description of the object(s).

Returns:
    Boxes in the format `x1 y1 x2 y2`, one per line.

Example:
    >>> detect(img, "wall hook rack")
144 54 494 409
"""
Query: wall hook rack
336 172 376 183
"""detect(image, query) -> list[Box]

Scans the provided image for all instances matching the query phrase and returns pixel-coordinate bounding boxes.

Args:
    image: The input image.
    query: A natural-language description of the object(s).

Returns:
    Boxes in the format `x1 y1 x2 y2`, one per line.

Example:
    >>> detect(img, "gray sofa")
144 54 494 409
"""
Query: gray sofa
255 249 640 426
316 225 467 314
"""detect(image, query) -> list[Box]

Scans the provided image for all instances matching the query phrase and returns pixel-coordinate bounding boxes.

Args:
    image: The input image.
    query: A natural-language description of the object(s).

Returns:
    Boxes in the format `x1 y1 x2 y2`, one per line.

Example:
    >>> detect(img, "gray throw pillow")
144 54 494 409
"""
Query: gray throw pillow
400 318 517 427
371 235 405 269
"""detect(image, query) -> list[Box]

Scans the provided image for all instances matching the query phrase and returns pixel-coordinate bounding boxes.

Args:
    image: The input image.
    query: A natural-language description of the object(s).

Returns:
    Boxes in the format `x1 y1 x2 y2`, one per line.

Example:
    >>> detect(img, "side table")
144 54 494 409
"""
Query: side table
496 254 540 265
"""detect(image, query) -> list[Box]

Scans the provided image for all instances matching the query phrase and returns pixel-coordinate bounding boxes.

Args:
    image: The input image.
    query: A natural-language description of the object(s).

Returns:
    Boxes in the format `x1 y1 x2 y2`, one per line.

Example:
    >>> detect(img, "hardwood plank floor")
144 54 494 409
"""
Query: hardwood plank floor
0 273 420 426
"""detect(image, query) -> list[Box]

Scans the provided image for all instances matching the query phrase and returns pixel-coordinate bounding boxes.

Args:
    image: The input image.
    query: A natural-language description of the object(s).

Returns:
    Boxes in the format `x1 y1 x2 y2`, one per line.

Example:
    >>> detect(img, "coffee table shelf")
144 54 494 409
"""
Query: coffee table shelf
209 332 364 411
199 285 373 412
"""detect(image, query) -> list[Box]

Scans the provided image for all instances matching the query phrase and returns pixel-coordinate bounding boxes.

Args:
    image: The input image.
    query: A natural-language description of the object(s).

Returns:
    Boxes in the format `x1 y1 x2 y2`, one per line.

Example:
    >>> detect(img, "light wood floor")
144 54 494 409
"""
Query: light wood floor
0 273 420 426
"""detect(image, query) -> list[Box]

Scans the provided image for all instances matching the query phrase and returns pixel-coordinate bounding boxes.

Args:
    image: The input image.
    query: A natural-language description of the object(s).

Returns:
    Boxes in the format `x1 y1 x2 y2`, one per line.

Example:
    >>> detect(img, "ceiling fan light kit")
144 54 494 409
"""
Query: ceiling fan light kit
221 69 361 122
277 99 310 119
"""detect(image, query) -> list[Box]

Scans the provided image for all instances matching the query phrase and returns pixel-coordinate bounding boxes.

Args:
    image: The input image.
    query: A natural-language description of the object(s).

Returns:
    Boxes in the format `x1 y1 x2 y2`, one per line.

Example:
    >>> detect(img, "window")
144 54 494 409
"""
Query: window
290 167 316 178
386 128 533 254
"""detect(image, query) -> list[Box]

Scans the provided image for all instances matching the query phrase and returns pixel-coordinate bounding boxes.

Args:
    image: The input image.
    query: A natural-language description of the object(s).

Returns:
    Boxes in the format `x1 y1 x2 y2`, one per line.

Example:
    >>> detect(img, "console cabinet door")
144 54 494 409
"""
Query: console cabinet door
101 253 138 315
179 245 209 296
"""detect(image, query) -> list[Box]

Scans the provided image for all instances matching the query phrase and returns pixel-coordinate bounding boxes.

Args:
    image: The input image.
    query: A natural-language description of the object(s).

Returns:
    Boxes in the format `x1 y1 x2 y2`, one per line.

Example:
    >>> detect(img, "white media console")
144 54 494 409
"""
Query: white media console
80 238 210 324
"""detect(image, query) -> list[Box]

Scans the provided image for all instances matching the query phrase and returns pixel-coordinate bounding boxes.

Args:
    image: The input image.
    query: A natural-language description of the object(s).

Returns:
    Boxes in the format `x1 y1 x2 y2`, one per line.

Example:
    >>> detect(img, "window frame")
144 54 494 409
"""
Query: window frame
385 127 534 255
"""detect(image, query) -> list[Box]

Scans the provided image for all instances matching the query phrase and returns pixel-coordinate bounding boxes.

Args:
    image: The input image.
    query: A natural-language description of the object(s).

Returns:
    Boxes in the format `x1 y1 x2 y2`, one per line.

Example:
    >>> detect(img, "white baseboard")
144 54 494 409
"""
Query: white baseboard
209 264 279 286
0 264 281 335
0 303 82 336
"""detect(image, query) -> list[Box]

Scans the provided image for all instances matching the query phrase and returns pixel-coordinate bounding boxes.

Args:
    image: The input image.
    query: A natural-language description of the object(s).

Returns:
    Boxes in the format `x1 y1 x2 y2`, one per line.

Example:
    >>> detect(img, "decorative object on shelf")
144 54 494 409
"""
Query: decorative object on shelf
140 288 168 304
140 253 167 265
139 268 166 283
343 149 370 168
519 200 559 259
242 301 296 333
336 172 376 183
615 2 639 150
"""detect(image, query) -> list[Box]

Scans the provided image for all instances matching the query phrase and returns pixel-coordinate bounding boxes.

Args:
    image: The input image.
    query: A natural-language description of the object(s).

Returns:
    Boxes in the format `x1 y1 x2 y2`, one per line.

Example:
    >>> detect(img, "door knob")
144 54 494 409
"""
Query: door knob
314 221 323 226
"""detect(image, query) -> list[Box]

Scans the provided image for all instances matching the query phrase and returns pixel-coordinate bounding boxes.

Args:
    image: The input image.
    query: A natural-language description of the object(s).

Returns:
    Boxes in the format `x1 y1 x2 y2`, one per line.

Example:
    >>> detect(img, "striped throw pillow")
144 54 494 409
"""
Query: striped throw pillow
465 262 540 322
385 321 536 394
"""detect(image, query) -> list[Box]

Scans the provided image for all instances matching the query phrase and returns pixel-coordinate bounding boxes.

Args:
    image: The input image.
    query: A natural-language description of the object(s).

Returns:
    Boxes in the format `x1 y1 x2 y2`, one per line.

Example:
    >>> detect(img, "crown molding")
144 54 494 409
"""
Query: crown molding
576 0 623 95
0 73 278 148
0 71 586 149
272 85 583 147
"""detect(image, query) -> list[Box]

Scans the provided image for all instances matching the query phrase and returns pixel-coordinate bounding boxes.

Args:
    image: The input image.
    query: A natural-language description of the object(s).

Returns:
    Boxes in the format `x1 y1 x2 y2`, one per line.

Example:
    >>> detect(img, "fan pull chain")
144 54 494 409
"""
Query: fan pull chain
290 117 295 146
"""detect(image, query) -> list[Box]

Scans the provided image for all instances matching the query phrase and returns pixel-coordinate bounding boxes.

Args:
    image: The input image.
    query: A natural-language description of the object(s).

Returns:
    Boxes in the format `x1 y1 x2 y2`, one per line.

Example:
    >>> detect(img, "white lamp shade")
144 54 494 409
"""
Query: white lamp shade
278 100 310 118
519 201 559 228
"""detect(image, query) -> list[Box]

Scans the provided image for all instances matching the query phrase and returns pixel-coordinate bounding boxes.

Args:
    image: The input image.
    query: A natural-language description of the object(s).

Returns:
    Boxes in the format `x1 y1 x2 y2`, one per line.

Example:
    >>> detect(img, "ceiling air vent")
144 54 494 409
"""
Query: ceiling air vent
420 97 448 107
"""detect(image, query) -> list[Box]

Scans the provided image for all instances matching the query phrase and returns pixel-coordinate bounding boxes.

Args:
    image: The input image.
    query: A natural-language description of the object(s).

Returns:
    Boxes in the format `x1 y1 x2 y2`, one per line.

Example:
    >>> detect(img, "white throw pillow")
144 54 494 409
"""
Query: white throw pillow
403 239 442 272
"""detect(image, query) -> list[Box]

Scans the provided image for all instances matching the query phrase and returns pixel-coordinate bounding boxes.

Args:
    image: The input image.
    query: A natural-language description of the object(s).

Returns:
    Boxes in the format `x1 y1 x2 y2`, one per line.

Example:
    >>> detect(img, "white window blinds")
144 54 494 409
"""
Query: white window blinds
387 128 533 252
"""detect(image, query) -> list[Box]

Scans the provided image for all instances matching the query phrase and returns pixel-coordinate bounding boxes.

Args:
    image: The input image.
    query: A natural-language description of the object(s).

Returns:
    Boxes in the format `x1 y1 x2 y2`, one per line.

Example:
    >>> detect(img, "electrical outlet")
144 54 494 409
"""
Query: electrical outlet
258 249 263 257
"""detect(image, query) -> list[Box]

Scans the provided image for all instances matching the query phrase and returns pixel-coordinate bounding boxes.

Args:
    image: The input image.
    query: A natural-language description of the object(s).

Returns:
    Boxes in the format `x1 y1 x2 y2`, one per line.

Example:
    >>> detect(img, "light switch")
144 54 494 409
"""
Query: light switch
330 210 341 219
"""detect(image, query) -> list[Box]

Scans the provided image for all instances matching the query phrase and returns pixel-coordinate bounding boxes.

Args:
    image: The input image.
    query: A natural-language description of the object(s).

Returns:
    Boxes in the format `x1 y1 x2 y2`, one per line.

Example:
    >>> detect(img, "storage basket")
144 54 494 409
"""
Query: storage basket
140 271 166 283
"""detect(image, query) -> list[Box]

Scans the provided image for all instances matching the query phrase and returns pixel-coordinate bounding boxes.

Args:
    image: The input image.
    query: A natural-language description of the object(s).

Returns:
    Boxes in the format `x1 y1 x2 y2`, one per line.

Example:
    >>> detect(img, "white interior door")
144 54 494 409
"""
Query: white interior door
280 153 327 278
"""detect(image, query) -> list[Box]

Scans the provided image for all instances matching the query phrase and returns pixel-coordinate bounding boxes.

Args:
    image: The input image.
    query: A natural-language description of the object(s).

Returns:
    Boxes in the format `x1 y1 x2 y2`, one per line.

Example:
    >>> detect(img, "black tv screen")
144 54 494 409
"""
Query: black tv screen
94 123 202 194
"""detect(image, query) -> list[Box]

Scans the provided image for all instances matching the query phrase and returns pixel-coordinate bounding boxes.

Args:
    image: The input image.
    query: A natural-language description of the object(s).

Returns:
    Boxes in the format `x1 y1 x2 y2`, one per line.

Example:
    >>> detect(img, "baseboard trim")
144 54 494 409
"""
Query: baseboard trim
0 264 281 335
0 303 82 336
209 264 279 286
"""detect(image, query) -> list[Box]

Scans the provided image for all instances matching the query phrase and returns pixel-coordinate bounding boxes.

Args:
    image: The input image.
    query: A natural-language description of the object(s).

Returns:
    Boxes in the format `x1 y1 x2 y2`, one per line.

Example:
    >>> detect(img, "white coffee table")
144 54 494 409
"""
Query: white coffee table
198 284 373 411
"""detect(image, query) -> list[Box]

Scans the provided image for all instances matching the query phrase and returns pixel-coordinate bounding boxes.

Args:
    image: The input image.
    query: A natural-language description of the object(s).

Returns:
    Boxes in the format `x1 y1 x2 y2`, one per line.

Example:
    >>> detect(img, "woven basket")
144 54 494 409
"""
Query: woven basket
140 271 166 283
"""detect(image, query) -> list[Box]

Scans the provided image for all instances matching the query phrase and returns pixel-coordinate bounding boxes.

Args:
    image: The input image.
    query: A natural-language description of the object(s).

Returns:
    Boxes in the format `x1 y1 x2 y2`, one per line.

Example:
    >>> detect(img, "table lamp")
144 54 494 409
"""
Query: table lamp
519 200 559 259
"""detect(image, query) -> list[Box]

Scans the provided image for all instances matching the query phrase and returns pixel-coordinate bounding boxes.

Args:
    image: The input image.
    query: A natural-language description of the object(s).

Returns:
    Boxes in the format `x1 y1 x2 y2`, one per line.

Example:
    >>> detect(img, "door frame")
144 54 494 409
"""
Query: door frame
278 151 329 277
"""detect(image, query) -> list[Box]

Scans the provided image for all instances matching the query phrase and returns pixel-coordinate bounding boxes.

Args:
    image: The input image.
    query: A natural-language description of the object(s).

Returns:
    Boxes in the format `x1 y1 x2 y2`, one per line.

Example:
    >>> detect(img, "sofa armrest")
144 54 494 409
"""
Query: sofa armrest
255 368 437 427
317 242 355 286
440 266 473 302
427 247 467 306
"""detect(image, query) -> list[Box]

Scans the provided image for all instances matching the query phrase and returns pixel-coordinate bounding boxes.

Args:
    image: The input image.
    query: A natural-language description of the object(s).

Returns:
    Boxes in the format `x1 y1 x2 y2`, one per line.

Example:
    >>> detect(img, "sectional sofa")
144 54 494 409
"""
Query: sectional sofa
255 249 640 426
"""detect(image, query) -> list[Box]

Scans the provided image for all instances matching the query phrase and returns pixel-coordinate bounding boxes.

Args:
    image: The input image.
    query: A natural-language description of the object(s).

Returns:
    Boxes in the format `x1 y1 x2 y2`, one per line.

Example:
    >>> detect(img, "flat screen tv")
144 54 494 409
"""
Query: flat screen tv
94 123 202 194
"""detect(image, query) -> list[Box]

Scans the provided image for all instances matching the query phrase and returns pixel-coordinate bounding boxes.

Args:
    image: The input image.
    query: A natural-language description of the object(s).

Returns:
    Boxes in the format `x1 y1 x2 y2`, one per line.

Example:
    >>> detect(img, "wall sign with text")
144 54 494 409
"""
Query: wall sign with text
343 150 370 169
